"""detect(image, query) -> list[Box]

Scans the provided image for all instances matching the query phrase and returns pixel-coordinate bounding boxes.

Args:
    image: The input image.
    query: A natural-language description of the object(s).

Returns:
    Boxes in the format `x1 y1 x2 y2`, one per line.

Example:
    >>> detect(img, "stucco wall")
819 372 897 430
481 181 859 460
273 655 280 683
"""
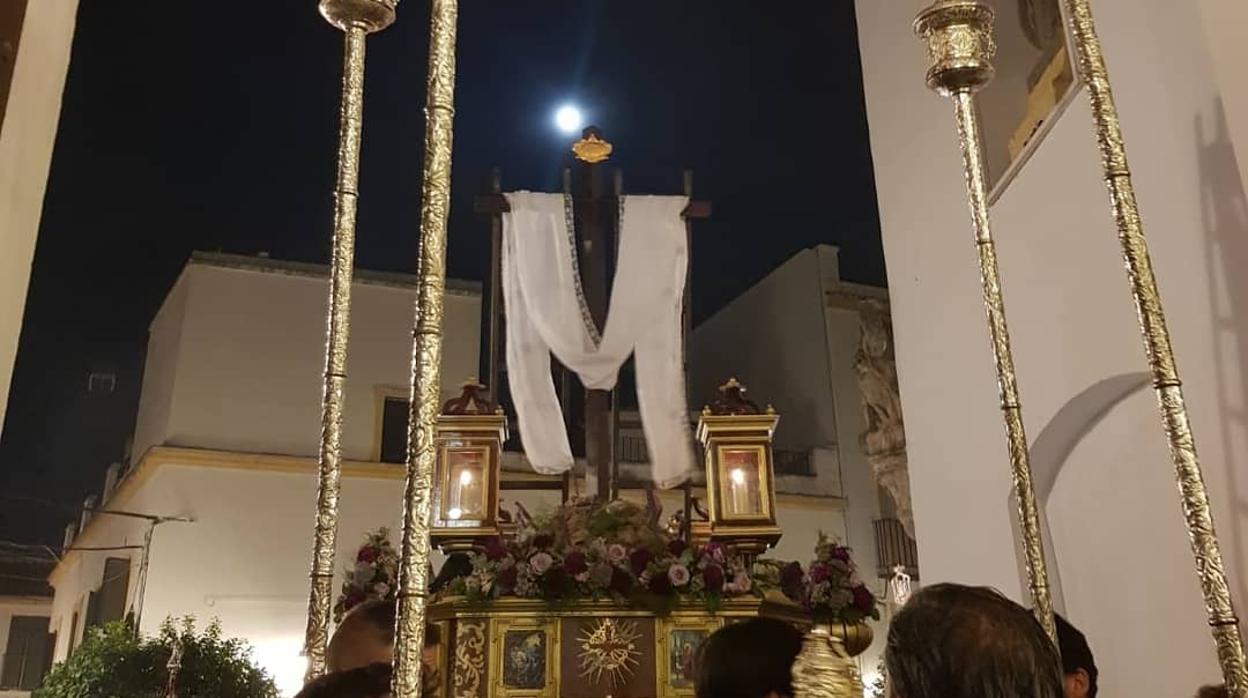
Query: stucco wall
132 258 481 462
857 0 1248 693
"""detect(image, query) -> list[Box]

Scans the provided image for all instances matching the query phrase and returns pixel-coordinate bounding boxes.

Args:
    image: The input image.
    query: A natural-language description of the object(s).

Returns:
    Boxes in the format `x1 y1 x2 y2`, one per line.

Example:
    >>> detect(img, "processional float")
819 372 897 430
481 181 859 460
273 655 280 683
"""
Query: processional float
298 0 1248 695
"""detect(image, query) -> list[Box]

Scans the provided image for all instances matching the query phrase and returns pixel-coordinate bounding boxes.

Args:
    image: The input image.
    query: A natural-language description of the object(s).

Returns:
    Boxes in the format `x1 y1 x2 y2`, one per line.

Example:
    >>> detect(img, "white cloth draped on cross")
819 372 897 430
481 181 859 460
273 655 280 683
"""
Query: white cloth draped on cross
501 191 694 488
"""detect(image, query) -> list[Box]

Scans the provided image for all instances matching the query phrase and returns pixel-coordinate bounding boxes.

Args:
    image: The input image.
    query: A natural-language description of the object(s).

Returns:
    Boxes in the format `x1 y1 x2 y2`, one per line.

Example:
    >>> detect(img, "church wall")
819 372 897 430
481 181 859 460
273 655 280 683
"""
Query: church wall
0 0 79 436
858 0 1248 693
151 260 480 461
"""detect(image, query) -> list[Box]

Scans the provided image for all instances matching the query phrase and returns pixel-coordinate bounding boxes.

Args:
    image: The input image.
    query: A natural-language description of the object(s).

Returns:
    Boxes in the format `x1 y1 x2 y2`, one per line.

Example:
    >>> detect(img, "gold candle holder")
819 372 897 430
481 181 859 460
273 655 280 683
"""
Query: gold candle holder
913 0 1056 643
304 0 396 681
1060 0 1247 691
392 0 459 696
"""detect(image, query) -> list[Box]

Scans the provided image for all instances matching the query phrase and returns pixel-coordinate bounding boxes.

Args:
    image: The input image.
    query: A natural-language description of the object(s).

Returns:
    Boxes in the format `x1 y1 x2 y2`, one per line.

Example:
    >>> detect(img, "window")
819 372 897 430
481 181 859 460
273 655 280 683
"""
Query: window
379 396 409 464
87 371 116 394
1 615 52 690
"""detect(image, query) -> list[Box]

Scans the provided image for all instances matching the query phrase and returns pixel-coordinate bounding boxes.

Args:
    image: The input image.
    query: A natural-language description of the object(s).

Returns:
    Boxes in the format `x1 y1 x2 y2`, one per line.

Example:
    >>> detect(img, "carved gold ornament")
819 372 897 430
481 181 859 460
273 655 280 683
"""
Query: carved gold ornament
578 618 642 689
571 133 613 163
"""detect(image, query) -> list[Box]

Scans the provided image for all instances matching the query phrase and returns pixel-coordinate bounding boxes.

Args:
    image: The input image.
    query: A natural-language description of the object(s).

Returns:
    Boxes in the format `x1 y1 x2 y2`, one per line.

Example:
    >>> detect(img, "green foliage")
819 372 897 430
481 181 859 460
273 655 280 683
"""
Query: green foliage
36 617 278 698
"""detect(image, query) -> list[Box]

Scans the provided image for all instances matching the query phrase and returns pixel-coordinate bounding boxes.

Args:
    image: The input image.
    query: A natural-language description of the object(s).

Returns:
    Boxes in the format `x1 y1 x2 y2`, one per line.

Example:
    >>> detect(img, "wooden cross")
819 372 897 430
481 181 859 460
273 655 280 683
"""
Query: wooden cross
474 127 711 503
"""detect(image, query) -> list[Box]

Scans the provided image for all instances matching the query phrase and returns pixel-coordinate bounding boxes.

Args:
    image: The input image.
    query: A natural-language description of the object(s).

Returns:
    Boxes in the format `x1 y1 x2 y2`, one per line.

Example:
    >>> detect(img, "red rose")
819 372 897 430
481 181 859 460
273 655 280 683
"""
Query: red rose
703 564 725 593
852 584 874 612
482 537 508 561
629 548 652 576
831 546 851 562
563 551 588 576
809 563 829 584
357 547 379 563
609 567 633 595
496 566 518 593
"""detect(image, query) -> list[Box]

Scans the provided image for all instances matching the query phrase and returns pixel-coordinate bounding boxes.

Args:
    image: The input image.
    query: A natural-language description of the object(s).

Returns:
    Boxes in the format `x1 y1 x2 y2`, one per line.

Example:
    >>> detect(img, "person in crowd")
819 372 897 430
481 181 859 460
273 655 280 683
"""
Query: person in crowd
328 600 397 673
1054 613 1097 698
1195 685 1228 698
294 662 391 698
696 617 803 698
885 583 1063 698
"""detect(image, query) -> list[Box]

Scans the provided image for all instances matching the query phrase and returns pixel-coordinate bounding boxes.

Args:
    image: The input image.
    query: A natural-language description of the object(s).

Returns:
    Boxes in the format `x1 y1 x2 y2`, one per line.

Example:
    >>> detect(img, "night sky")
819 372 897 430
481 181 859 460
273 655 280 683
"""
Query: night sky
0 1 882 545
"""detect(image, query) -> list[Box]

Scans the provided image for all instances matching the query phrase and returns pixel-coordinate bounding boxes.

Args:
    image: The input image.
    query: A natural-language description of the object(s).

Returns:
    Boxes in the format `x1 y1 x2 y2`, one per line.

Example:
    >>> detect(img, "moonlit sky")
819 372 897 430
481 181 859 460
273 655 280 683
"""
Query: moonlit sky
0 1 881 543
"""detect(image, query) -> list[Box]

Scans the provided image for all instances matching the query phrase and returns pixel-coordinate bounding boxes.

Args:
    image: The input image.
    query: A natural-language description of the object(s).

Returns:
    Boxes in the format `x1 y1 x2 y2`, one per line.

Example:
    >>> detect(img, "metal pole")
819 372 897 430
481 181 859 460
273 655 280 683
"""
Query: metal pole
393 0 459 695
304 0 396 681
1061 0 1247 690
913 0 1056 643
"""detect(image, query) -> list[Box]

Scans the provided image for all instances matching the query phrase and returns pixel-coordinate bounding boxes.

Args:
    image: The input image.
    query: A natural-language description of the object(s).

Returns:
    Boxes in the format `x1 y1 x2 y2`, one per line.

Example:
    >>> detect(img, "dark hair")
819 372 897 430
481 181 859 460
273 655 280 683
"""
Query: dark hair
696 617 803 698
295 662 392 698
885 583 1063 698
341 599 441 647
1054 613 1098 697
1196 685 1229 698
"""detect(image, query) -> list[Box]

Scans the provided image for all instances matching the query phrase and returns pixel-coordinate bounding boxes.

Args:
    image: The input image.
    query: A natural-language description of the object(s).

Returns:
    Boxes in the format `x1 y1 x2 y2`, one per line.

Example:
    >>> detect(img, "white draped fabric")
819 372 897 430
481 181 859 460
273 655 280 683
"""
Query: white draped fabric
501 191 694 488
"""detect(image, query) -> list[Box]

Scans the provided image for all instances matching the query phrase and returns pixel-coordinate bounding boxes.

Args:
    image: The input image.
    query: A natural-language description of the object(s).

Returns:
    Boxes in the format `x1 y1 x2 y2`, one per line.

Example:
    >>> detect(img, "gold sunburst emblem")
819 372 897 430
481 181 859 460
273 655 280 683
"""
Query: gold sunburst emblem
578 618 641 688
571 132 613 163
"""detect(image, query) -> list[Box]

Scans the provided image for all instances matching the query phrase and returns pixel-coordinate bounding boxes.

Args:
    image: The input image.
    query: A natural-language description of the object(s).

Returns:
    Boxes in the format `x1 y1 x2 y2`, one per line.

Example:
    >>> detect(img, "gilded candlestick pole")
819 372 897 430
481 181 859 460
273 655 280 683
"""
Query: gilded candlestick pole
1060 0 1247 691
393 1 459 696
913 0 1056 643
304 0 396 682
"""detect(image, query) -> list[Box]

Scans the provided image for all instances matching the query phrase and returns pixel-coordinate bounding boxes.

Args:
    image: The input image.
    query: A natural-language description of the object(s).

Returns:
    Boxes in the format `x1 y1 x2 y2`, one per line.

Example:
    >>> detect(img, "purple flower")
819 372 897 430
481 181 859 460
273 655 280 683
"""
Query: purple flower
357 546 379 563
629 548 652 576
667 539 688 557
830 546 851 563
668 564 692 587
483 537 508 562
704 543 727 564
563 551 588 576
608 544 628 563
852 584 875 612
809 563 829 584
703 564 725 593
496 566 518 593
648 573 673 596
530 552 554 575
609 567 633 594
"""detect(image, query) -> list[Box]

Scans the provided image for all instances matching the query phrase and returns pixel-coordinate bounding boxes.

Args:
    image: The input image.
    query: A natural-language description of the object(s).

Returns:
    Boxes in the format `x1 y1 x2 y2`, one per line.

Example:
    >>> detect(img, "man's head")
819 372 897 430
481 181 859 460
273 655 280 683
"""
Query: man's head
295 662 392 698
885 583 1063 698
696 617 803 698
1054 614 1097 698
328 600 442 674
328 600 396 673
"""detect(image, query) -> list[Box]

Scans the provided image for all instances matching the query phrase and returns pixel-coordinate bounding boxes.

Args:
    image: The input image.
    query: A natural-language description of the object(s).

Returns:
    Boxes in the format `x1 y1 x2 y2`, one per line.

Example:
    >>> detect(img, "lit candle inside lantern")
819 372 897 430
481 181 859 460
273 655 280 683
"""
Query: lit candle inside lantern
729 467 748 515
447 467 473 520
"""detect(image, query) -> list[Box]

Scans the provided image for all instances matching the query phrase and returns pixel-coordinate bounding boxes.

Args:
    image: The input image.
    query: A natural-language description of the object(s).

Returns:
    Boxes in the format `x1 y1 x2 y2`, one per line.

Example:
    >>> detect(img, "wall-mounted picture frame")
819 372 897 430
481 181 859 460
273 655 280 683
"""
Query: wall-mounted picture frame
976 0 1084 202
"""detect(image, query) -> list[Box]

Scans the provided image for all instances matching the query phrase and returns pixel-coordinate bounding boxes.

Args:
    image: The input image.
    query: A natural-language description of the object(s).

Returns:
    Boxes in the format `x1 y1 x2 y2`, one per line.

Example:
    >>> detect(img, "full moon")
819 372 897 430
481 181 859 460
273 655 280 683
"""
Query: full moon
554 105 583 134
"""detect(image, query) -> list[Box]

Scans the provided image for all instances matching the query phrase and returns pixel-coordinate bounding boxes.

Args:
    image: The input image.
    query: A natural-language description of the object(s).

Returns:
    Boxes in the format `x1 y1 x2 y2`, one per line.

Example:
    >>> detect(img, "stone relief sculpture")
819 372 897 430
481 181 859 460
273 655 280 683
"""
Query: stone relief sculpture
854 299 914 537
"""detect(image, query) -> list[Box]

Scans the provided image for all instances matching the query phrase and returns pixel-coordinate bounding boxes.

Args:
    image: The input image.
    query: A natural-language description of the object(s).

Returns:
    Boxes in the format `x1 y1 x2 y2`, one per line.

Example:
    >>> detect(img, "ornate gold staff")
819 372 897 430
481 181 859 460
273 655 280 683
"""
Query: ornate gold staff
1060 0 1248 691
913 0 1056 642
304 0 397 681
392 0 459 696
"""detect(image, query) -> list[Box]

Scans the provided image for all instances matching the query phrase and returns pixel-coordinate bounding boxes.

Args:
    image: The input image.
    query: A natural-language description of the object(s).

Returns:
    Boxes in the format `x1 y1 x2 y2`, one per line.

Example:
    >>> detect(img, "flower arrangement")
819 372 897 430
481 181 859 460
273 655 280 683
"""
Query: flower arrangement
447 499 754 611
761 532 879 624
333 527 400 623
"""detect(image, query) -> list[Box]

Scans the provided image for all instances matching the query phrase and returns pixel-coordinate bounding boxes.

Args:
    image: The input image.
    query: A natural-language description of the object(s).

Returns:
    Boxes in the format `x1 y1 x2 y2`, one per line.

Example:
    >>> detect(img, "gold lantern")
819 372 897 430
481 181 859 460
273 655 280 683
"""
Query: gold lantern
695 378 782 556
431 380 507 553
